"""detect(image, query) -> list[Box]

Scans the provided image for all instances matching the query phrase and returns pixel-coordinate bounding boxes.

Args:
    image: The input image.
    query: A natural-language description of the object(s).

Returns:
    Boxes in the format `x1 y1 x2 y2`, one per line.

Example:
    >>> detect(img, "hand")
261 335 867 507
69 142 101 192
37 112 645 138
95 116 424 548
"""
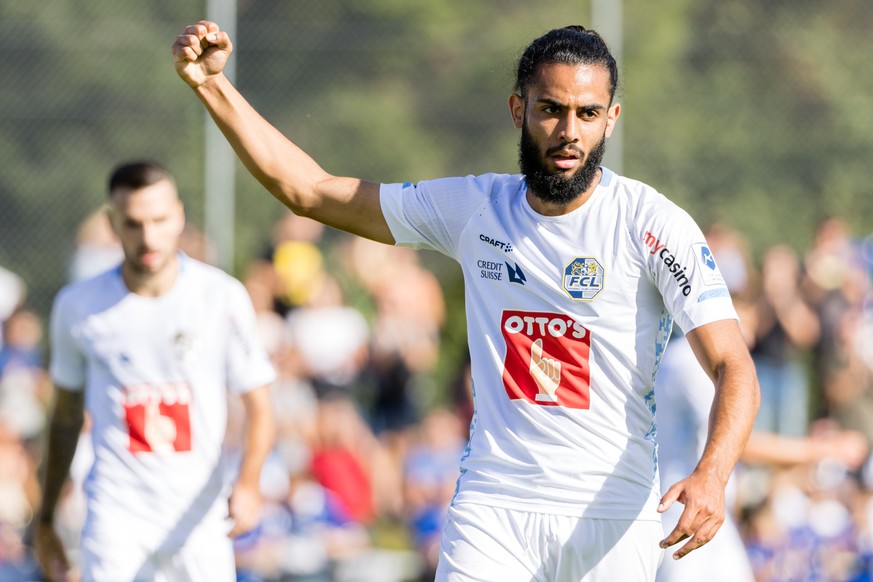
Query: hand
35 521 70 582
529 338 561 402
657 470 725 560
227 480 262 538
172 20 233 89
143 400 176 453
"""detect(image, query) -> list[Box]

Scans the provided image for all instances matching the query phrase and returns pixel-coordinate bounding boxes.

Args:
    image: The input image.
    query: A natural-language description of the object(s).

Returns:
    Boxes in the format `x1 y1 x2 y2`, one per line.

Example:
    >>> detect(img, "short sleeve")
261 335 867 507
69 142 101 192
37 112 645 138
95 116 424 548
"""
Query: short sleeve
49 290 86 390
380 174 511 259
635 199 737 334
224 279 276 394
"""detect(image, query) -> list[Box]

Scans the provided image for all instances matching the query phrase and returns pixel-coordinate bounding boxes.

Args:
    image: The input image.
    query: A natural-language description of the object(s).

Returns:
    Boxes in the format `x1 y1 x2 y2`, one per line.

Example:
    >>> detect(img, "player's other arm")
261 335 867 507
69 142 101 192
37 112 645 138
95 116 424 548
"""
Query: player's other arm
36 386 85 581
172 21 392 244
227 384 275 538
658 319 759 560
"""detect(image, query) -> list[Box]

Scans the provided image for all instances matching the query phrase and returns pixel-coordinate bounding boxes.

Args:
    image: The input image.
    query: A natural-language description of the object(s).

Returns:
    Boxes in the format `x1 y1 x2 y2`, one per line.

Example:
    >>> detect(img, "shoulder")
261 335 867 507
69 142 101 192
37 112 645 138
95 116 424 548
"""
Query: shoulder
53 268 120 314
180 256 250 302
604 169 695 235
606 169 680 216
182 255 239 285
400 172 523 199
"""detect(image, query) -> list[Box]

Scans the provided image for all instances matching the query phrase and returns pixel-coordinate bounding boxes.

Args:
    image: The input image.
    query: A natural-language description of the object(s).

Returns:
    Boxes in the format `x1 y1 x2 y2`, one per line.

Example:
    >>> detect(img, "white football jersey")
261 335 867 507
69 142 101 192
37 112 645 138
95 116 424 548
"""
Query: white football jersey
49 254 276 545
380 168 737 520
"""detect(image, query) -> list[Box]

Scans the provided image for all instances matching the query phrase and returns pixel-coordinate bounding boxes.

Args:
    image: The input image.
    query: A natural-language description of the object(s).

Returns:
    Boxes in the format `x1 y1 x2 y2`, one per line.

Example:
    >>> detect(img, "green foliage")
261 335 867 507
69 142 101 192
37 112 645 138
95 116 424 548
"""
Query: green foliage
1 0 870 397
622 2 873 255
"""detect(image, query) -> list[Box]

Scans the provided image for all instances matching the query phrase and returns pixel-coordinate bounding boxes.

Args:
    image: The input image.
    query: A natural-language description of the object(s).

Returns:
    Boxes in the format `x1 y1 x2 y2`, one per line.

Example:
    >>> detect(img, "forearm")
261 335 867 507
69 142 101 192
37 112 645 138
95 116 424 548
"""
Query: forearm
773 294 820 348
193 74 391 242
236 388 276 489
40 415 84 523
194 73 327 211
696 358 760 484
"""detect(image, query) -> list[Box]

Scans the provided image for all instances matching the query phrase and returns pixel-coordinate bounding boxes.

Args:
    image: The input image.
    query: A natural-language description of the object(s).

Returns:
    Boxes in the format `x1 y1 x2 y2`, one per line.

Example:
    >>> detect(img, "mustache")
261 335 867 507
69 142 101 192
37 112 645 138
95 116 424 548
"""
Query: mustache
545 143 584 157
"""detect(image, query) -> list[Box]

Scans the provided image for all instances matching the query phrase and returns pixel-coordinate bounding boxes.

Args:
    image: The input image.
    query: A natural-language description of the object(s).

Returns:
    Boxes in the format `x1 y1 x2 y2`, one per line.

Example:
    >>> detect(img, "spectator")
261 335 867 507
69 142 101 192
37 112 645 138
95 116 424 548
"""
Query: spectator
0 266 26 351
309 394 379 526
0 309 51 446
752 244 820 436
67 208 123 283
402 407 466 580
255 211 328 318
284 276 370 398
0 421 42 581
704 222 756 301
822 301 873 447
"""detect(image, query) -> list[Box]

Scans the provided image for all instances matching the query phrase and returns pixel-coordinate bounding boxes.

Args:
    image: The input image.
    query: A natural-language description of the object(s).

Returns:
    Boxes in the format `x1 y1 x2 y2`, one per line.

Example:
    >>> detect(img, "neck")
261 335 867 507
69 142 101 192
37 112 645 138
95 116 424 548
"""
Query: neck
121 254 180 297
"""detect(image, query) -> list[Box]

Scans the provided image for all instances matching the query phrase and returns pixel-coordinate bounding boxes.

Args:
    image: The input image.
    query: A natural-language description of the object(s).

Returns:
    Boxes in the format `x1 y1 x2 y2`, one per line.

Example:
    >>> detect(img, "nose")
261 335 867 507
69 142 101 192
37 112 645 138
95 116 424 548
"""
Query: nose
141 222 160 249
557 112 580 143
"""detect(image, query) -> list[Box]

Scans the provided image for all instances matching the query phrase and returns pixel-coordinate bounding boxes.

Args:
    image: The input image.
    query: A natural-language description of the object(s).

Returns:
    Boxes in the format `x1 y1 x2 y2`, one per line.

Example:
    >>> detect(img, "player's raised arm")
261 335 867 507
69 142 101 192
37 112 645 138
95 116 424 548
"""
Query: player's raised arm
172 20 393 244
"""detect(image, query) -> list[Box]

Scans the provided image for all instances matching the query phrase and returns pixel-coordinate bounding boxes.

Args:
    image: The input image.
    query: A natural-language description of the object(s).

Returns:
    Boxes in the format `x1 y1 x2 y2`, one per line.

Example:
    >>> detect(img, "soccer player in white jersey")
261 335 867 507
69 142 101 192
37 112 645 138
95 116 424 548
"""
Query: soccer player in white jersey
172 23 761 581
35 162 277 582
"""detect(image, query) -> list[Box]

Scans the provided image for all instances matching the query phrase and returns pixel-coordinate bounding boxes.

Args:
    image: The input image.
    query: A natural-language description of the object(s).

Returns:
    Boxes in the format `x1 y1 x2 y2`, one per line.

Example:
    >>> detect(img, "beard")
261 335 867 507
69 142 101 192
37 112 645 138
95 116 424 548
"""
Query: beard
519 122 606 206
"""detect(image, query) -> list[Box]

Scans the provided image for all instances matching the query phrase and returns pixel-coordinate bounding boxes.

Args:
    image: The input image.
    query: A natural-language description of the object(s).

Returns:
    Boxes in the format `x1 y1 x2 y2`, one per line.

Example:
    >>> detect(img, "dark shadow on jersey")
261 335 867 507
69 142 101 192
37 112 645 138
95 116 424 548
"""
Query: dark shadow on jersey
131 463 227 579
525 294 670 580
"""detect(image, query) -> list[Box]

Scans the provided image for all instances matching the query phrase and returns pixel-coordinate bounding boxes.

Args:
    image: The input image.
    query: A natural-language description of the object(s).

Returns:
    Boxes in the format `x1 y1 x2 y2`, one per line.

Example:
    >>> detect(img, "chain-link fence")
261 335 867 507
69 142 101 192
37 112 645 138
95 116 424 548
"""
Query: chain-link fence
3 1 873 580
3 0 871 325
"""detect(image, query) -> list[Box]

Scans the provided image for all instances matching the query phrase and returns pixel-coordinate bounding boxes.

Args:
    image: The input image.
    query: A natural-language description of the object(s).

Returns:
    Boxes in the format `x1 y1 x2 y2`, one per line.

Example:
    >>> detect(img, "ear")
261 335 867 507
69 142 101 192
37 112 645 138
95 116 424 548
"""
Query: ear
175 200 187 234
509 93 525 129
105 202 121 237
604 102 621 138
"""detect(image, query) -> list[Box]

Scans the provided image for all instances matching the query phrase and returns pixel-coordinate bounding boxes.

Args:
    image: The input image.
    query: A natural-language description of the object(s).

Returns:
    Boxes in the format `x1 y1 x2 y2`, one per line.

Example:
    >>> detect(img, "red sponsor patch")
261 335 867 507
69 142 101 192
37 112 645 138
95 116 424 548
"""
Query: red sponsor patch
501 310 591 408
123 382 192 453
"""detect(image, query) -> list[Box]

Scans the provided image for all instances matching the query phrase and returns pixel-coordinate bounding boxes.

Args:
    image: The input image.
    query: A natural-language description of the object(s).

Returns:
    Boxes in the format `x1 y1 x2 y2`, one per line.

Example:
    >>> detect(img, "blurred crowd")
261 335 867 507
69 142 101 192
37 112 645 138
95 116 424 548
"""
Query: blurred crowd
2 209 873 581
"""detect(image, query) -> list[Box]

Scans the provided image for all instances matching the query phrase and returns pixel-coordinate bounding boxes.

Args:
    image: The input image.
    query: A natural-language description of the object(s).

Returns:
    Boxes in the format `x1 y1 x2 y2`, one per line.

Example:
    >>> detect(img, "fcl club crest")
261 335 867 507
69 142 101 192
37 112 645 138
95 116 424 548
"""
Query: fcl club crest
562 258 604 300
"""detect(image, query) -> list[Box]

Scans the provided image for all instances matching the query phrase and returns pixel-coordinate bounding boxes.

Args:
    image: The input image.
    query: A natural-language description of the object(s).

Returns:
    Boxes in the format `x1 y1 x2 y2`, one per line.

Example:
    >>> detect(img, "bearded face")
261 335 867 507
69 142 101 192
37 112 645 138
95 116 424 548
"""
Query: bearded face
519 119 606 206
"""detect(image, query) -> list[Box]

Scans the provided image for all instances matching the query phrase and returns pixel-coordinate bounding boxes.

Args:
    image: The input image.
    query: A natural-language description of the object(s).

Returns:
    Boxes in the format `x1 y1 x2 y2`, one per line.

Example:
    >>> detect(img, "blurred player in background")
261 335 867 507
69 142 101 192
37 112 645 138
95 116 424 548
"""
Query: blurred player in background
656 330 867 582
172 22 759 581
36 161 276 582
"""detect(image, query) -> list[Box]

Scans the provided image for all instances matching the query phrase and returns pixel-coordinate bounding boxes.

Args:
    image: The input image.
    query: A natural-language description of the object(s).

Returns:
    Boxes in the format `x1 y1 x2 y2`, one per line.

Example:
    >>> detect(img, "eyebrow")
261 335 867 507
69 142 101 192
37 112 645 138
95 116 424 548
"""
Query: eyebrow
535 98 606 114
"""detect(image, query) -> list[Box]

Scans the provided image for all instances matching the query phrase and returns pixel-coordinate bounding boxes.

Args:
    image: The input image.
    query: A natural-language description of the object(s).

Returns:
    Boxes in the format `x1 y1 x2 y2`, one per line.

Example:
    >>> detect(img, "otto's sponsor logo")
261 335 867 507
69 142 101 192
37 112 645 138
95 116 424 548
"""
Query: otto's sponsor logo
124 382 192 406
501 310 591 409
123 382 192 454
562 258 604 301
642 231 693 297
479 233 513 253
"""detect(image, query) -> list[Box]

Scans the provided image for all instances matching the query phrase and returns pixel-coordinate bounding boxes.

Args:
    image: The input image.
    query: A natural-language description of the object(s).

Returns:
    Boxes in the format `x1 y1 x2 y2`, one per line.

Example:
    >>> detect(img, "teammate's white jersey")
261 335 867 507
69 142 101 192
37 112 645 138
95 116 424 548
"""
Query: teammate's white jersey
49 254 276 547
655 333 754 582
381 168 737 520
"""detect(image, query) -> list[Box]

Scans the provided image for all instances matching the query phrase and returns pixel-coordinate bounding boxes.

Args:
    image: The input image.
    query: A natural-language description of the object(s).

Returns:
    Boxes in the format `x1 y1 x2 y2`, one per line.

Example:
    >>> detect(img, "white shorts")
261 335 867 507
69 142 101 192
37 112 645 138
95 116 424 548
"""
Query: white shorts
436 502 664 582
80 518 235 582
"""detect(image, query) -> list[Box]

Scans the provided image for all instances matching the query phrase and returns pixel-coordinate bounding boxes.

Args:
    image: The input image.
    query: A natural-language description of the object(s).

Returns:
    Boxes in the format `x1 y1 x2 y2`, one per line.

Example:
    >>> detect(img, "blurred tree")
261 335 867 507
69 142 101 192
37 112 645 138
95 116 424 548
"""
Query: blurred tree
623 1 873 254
0 0 870 397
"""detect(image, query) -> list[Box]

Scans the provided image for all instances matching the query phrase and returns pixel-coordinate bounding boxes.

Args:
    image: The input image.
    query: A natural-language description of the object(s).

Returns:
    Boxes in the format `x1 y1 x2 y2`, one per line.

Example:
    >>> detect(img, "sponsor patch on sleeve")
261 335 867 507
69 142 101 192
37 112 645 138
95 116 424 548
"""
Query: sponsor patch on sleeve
692 243 726 287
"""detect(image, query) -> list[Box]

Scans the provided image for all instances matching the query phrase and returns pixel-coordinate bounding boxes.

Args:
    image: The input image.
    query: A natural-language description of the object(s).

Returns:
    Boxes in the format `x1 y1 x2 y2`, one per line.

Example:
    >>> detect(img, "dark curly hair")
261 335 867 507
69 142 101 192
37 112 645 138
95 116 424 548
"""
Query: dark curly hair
514 25 618 102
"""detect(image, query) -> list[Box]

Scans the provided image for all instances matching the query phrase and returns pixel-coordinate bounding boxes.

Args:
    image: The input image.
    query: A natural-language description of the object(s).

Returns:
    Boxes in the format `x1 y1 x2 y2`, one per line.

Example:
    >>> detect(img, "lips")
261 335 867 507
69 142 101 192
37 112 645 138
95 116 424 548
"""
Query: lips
546 143 583 170
552 151 581 170
139 250 160 265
